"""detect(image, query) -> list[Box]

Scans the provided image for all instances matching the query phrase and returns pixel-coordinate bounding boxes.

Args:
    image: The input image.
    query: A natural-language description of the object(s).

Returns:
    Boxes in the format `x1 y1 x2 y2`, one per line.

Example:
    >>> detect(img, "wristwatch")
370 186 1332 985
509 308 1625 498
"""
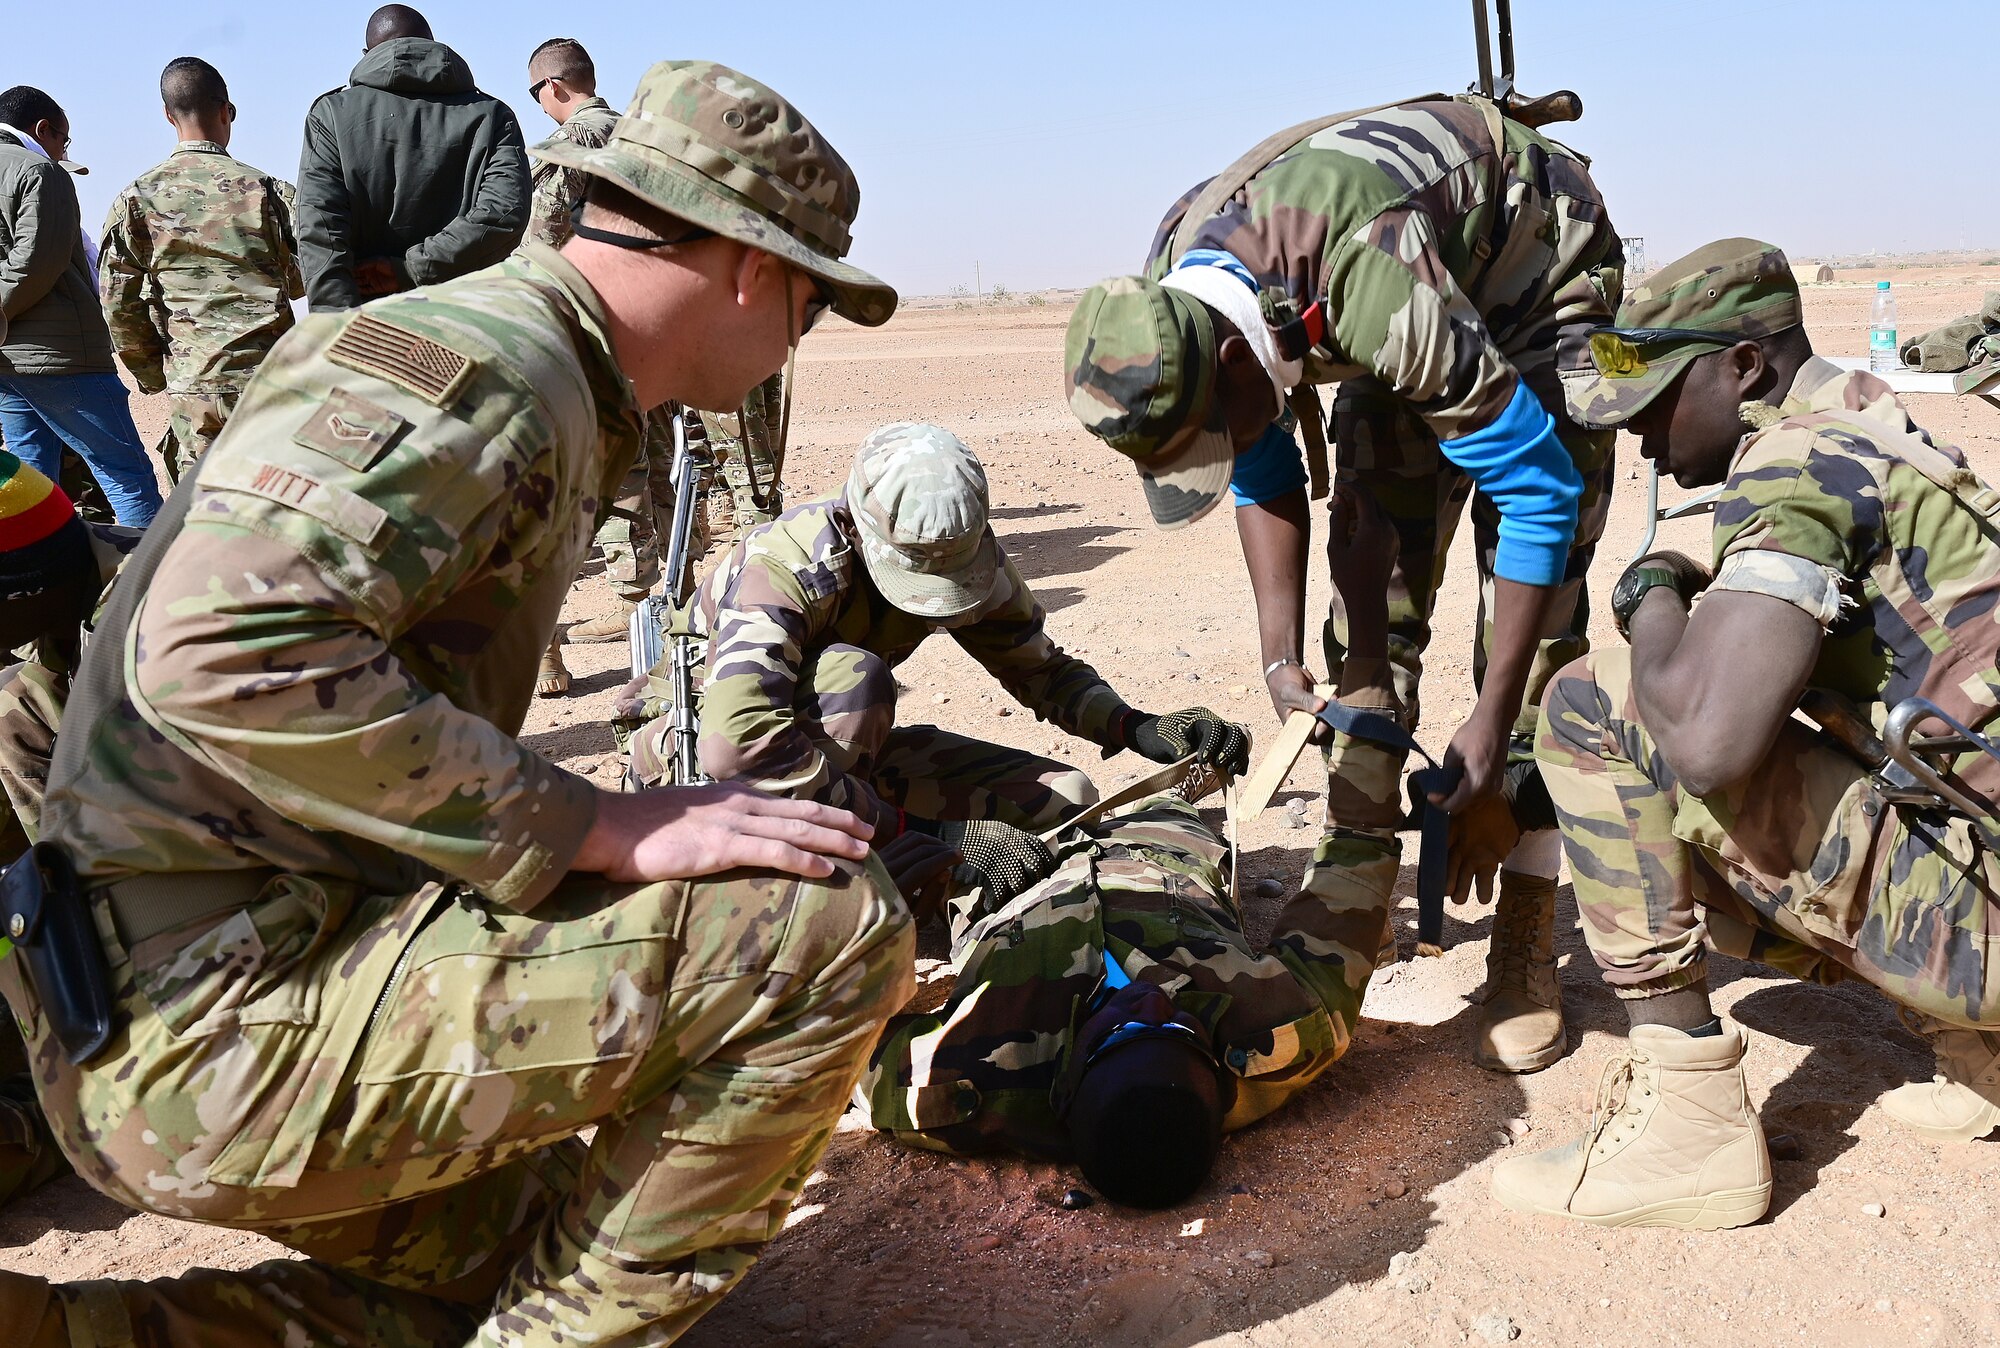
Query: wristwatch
1610 564 1686 639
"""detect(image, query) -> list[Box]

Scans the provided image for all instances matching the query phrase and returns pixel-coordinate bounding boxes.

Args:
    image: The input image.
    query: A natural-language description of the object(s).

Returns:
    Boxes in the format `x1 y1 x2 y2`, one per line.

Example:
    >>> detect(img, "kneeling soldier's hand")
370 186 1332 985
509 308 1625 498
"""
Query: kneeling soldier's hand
1122 707 1252 778
938 819 1056 907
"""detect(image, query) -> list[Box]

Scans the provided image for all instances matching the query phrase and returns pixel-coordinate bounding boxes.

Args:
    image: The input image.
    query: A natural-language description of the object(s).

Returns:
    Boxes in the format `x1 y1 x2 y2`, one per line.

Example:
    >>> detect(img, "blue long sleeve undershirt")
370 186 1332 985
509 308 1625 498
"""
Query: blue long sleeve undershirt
1227 380 1581 588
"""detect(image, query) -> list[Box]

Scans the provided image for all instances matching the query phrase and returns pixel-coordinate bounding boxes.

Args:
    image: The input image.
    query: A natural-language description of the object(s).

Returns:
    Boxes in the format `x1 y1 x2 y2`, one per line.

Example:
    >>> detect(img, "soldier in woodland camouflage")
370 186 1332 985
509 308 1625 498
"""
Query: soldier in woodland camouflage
97 58 303 480
624 424 1251 865
1496 239 2000 1231
521 37 660 693
1064 96 1624 1074
0 62 918 1348
695 369 788 532
866 485 1408 1206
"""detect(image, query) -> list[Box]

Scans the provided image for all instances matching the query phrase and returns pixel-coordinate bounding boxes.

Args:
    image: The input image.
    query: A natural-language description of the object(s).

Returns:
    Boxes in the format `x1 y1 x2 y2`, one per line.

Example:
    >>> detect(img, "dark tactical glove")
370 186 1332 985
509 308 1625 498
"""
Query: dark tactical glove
1123 707 1252 777
938 819 1056 907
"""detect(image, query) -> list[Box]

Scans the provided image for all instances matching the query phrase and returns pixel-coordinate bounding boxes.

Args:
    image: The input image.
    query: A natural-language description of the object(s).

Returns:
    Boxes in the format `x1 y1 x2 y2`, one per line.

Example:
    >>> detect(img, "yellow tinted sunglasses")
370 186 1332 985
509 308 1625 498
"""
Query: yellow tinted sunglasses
1589 327 1738 379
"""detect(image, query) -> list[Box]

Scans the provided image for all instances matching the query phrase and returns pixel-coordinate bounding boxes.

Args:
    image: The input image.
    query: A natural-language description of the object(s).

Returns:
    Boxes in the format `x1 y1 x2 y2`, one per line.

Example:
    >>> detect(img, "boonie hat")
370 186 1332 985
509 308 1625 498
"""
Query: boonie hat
845 423 999 619
1570 239 1803 430
1064 276 1231 530
532 61 897 326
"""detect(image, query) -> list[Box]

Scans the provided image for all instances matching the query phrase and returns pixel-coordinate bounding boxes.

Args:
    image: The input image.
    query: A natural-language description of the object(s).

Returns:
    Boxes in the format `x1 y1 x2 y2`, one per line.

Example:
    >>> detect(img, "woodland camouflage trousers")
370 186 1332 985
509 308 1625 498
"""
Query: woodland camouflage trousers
1539 646 2000 1027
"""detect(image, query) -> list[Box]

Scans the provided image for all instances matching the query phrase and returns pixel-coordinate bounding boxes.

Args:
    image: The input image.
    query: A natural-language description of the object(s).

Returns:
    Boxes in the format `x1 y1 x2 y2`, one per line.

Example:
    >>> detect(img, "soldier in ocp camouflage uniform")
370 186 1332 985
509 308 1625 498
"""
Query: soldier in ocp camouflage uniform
1 62 916 1348
0 449 136 1216
1495 240 2000 1231
1065 95 1625 1076
694 369 788 533
625 423 1251 856
97 57 303 481
520 36 674 693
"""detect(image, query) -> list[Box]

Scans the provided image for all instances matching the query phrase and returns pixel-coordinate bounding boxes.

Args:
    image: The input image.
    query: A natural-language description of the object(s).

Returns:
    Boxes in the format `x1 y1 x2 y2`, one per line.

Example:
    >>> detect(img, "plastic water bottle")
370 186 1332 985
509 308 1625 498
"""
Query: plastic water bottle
1870 281 1899 373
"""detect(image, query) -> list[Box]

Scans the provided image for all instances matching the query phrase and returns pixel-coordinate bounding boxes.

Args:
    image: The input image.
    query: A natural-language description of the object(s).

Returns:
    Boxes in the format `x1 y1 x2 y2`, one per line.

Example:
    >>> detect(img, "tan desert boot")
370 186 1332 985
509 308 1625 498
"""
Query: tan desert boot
536 635 573 698
568 599 640 644
1473 873 1567 1072
1491 1023 1772 1229
1882 1015 2000 1143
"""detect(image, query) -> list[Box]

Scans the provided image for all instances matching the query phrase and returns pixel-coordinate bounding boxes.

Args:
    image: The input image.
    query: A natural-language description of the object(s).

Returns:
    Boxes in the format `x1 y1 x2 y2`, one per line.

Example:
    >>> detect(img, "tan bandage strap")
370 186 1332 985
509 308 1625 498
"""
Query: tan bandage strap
1709 550 1847 628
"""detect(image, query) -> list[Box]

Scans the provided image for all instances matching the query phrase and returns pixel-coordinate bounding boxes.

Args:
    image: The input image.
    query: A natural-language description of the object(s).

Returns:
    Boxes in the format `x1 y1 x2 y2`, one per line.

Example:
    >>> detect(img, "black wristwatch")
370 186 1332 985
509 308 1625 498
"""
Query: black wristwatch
1610 564 1686 639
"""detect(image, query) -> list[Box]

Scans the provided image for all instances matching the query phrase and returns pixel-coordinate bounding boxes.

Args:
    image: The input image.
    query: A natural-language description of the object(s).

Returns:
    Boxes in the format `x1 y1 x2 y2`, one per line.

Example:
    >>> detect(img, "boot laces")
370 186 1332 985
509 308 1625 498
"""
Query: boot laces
1488 893 1546 994
1586 1050 1654 1156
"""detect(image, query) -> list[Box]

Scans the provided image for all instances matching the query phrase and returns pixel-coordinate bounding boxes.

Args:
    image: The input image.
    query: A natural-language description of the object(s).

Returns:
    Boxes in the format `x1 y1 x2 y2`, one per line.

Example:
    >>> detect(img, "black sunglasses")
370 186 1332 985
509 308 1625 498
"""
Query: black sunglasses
528 77 554 101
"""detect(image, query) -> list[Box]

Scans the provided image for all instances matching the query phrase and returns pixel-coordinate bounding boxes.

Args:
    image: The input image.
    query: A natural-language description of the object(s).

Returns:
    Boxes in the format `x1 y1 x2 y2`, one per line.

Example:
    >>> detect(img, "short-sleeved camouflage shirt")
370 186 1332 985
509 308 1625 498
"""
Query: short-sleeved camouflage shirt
1708 357 2000 794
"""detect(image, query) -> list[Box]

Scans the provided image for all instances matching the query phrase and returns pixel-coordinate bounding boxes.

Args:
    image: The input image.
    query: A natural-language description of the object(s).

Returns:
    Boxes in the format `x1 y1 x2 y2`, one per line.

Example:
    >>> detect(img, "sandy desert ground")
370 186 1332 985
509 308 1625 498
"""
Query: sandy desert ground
8 264 2000 1347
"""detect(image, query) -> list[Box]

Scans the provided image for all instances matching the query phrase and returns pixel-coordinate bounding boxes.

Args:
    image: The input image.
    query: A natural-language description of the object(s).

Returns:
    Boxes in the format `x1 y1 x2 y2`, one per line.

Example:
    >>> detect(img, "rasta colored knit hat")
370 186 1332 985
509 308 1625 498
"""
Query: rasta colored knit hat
0 450 93 598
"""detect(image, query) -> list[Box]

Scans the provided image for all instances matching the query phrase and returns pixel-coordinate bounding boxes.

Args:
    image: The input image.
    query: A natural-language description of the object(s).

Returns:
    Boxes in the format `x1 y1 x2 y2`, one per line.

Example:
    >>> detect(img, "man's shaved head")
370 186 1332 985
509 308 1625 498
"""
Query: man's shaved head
364 4 432 49
528 38 596 93
160 57 228 118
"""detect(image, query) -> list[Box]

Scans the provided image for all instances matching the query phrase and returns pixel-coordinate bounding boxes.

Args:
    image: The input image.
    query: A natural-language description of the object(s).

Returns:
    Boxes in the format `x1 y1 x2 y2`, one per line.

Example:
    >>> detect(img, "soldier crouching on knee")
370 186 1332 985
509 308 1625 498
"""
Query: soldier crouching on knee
2 61 918 1348
1495 239 2000 1232
620 422 1252 908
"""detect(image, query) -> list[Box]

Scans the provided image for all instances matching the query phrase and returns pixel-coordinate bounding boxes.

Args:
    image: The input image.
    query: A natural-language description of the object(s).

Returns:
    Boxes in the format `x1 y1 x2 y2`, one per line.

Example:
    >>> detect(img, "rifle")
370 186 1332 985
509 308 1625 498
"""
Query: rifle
628 408 714 785
1471 0 1584 129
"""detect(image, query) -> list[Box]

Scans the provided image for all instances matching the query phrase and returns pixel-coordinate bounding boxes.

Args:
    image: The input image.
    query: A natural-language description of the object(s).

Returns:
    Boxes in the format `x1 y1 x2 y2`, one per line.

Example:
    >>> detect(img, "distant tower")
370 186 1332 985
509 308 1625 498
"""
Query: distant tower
1621 236 1647 280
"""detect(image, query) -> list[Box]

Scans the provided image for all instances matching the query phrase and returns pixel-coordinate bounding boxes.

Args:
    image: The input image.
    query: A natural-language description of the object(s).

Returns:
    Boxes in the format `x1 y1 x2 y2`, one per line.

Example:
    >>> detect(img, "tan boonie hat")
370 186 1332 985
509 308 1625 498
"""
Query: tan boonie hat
845 423 999 619
531 60 897 327
1569 238 1803 430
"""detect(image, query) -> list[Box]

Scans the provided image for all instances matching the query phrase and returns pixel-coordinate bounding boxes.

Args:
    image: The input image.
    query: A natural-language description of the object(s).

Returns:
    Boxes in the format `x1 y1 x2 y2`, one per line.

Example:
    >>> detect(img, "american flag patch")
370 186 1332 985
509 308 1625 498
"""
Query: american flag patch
326 313 477 407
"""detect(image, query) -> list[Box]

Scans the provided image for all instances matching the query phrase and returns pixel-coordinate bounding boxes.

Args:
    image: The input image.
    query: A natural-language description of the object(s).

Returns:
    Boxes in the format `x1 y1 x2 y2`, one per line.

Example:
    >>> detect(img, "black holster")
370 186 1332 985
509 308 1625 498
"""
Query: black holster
0 843 116 1065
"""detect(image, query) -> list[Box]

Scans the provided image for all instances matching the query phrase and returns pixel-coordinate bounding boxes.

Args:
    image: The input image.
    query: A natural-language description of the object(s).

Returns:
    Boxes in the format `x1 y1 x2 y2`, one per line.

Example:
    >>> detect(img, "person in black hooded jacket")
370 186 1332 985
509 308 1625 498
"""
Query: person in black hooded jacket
296 4 530 311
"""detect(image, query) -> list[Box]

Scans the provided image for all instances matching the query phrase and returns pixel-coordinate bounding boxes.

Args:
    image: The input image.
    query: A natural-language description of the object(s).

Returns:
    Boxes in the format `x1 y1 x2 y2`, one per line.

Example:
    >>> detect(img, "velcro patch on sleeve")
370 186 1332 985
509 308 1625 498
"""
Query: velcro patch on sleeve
326 312 478 408
291 388 409 470
200 457 394 554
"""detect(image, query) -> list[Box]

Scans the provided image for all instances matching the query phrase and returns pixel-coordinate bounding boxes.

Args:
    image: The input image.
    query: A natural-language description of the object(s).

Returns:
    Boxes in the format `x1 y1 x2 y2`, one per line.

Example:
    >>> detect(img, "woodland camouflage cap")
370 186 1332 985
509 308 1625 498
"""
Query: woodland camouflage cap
845 422 999 619
531 60 897 326
1569 238 1803 430
1064 276 1233 530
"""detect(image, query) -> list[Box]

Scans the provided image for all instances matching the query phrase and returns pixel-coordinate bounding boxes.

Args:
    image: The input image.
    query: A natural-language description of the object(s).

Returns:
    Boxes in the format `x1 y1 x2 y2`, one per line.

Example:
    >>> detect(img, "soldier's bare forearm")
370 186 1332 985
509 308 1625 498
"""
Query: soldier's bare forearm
1628 587 1820 796
1236 491 1312 671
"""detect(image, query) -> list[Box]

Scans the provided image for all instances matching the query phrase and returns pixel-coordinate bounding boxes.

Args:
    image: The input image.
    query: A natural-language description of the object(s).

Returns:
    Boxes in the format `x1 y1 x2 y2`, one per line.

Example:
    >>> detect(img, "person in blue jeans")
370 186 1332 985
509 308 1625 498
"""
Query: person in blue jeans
0 86 162 527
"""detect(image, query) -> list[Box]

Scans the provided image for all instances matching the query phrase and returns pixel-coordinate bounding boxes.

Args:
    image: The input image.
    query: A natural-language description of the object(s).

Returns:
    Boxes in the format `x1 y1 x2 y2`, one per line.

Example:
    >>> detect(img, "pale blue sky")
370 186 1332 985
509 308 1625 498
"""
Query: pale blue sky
11 0 1995 297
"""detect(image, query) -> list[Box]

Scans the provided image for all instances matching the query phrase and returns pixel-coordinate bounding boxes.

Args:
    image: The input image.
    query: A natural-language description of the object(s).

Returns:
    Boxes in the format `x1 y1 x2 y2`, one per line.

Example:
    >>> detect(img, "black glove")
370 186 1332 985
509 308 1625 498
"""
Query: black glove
938 819 1055 907
1122 707 1252 777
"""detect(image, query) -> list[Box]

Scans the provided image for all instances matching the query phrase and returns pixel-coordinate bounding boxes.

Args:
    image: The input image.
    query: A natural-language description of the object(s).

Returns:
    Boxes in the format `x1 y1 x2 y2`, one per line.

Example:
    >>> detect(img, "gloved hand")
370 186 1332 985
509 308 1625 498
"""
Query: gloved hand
1122 707 1252 777
938 819 1056 907
1445 793 1522 906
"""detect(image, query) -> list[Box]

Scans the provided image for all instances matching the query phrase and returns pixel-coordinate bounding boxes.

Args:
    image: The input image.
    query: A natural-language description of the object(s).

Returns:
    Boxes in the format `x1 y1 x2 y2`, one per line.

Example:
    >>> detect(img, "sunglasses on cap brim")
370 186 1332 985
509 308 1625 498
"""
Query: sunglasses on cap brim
1588 327 1743 380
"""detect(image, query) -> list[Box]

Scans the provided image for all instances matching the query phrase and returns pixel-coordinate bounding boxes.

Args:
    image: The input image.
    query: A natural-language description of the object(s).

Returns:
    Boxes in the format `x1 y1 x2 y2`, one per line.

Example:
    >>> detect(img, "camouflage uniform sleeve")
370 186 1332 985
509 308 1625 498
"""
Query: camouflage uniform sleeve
125 314 598 910
695 534 898 832
1708 427 1870 622
949 554 1134 746
1323 209 1520 440
96 188 169 395
270 177 306 302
